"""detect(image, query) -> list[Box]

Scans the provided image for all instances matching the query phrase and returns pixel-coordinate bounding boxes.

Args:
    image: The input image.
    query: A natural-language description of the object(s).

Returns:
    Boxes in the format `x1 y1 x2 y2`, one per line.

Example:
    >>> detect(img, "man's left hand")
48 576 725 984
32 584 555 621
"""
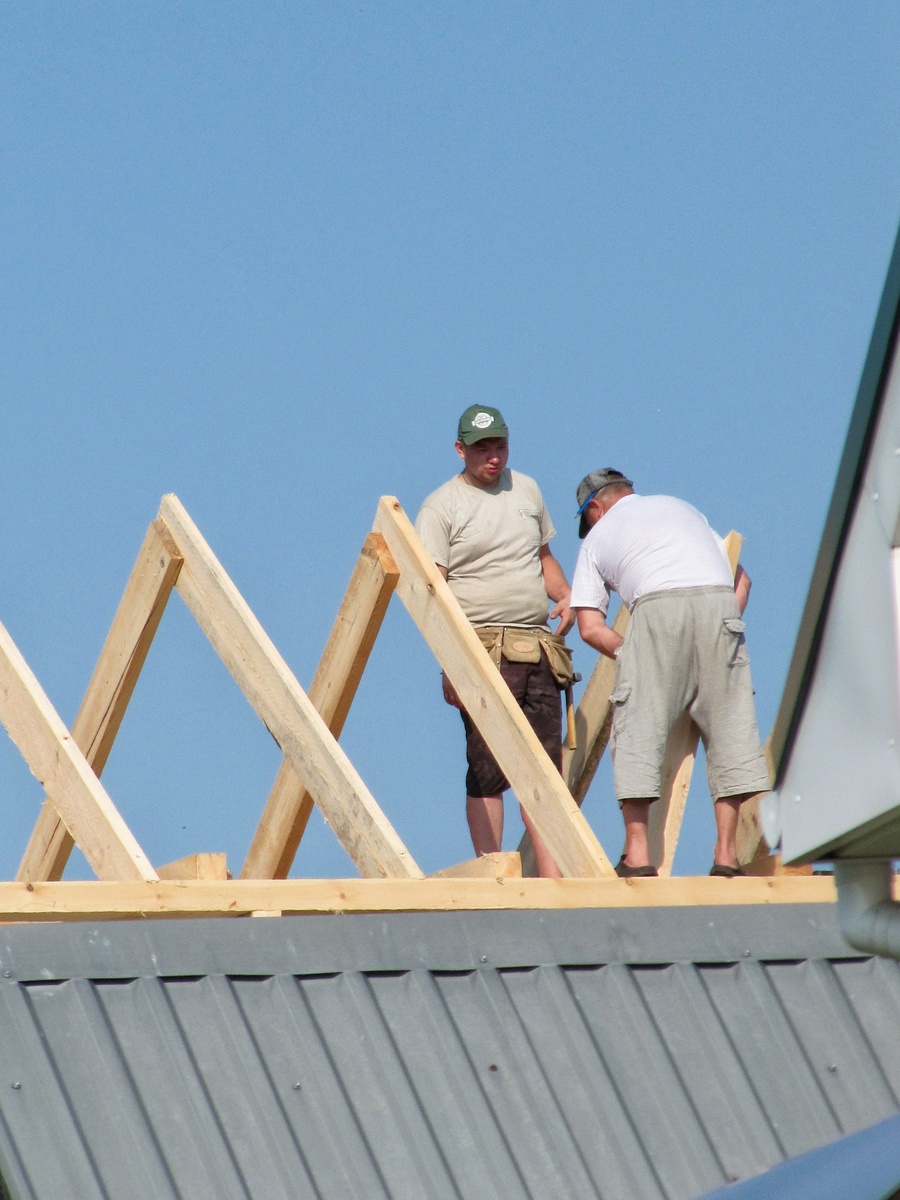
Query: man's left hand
549 598 575 635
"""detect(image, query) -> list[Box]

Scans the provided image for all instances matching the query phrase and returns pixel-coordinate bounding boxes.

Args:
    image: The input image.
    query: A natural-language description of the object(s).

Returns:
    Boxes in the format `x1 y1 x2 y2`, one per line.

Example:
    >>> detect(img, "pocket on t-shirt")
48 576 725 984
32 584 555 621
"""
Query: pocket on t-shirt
516 508 543 545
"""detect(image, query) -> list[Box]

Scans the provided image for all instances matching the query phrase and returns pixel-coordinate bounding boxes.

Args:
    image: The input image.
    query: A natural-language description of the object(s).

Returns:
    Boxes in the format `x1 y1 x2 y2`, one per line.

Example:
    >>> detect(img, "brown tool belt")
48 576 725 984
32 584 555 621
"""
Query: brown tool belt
474 625 577 688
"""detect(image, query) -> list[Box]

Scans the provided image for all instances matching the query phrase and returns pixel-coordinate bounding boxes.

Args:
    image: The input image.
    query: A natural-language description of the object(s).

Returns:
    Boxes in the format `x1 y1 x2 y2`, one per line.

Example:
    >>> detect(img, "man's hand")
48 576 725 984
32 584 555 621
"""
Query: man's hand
576 607 624 658
539 545 575 636
442 671 464 709
549 596 575 636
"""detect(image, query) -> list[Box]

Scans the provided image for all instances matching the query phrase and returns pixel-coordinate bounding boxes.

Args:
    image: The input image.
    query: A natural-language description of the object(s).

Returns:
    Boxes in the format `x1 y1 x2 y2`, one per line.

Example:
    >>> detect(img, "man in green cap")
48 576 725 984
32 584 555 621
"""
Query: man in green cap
415 406 575 877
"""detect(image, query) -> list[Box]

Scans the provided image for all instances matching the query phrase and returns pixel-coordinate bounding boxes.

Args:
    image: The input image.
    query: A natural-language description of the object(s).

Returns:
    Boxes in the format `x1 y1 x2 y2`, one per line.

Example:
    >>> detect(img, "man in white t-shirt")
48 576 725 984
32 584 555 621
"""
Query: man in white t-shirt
570 468 771 878
415 406 575 877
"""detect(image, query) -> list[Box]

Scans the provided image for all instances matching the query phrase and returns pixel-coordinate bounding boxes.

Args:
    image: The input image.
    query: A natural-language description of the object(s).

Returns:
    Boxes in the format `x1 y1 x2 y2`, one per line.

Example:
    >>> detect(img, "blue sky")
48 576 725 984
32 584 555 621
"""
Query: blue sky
1 2 899 879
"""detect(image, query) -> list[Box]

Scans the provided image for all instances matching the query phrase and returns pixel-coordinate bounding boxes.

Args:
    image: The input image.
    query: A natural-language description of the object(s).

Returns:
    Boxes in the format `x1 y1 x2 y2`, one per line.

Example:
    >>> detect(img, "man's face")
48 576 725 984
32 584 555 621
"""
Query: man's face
455 436 509 488
582 496 603 531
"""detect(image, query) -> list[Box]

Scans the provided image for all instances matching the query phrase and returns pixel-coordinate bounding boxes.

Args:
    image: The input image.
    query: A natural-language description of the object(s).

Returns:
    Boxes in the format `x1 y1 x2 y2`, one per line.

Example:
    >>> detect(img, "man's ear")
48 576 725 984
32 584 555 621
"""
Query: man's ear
454 440 467 461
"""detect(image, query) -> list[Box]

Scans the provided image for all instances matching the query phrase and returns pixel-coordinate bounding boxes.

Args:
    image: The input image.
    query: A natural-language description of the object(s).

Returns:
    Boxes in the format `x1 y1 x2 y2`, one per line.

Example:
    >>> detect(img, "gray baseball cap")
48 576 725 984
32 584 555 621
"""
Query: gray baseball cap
575 468 633 537
457 405 509 445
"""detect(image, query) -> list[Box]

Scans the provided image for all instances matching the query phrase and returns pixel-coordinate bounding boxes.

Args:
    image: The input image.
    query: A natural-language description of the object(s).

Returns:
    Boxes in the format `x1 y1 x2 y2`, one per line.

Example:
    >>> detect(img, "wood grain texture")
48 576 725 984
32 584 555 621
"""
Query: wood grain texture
0 619 157 882
159 494 422 880
0 874 839 921
241 533 399 878
373 497 615 878
18 519 182 881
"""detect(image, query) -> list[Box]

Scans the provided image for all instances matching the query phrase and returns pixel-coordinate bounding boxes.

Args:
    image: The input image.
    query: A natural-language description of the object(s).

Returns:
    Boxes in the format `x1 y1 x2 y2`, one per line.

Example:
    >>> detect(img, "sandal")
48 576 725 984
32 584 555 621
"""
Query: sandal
615 856 658 878
710 863 744 878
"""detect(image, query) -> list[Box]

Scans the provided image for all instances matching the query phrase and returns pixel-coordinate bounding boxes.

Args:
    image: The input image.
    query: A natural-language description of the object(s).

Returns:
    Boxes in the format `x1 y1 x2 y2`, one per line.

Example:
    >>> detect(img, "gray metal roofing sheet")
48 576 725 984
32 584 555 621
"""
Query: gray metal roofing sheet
0 906 896 1200
769 219 900 779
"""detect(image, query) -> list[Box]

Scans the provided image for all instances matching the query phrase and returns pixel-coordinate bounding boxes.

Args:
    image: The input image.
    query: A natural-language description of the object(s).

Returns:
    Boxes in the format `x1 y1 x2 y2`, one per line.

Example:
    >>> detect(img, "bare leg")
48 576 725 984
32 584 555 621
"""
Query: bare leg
519 805 562 878
620 799 654 868
714 794 747 868
467 794 504 856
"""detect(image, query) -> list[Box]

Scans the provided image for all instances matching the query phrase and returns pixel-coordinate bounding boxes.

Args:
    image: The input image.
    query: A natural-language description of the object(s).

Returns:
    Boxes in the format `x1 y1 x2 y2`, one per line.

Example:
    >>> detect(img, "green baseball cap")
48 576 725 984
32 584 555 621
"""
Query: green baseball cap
457 405 509 445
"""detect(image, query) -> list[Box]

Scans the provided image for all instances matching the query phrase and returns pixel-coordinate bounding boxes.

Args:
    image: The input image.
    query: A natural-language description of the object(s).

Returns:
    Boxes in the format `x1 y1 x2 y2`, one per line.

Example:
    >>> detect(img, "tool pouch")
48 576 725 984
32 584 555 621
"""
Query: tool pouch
474 626 576 688
536 631 577 688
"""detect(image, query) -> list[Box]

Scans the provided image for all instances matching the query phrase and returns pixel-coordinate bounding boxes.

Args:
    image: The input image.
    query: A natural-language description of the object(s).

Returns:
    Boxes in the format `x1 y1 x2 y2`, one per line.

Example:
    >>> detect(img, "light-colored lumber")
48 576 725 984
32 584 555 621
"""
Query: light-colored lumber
520 604 630 876
241 533 399 879
18 520 183 882
647 711 698 875
158 495 421 880
428 852 522 879
0 874 840 921
373 497 615 878
735 768 811 877
563 604 631 801
157 853 228 881
0 619 157 882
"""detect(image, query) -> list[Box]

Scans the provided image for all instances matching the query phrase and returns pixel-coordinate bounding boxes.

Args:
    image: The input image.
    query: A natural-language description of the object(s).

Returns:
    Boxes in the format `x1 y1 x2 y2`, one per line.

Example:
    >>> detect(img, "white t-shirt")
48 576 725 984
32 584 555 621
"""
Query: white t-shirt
570 493 733 614
415 469 555 627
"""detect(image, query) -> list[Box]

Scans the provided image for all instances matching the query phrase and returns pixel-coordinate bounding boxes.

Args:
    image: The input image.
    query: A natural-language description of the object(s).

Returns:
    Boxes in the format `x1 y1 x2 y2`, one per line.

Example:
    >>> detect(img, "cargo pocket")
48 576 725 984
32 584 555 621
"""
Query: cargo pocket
723 617 749 666
609 680 631 752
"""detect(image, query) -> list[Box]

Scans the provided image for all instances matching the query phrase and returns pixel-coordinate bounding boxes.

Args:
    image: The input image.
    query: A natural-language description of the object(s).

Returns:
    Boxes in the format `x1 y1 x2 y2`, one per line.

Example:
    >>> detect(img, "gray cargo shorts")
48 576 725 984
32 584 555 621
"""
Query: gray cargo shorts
610 586 771 803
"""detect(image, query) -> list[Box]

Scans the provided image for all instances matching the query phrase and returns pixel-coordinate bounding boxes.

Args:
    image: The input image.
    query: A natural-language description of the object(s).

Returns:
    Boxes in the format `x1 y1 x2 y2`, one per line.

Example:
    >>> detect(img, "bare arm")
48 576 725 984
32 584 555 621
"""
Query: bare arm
575 607 624 659
539 544 575 635
734 564 751 615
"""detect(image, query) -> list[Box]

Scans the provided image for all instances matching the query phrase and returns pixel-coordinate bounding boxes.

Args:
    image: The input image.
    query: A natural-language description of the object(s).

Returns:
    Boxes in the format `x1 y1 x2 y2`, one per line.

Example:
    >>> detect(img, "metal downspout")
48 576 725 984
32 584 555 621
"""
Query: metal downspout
835 860 900 959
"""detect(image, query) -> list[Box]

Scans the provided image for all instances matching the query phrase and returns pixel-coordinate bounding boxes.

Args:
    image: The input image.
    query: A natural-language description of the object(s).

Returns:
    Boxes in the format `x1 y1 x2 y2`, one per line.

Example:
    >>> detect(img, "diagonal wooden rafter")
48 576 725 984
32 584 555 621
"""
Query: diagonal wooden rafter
373 496 615 878
517 605 629 875
241 533 400 879
158 495 422 880
18 519 183 882
0 618 158 882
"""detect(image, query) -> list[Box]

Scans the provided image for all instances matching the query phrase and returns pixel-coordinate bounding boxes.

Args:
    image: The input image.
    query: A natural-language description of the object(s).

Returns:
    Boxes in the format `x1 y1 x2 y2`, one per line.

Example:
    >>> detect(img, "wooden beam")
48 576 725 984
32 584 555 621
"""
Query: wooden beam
373 497 615 878
563 604 631 801
519 604 630 875
158 495 422 880
428 852 522 879
0 874 840 921
17 520 182 882
241 533 399 879
647 711 698 875
157 853 229 881
0 619 157 882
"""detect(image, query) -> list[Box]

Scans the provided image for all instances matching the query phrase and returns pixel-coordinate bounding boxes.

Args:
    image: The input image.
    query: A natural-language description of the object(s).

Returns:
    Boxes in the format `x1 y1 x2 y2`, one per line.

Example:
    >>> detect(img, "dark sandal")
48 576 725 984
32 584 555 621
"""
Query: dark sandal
710 863 744 878
615 856 659 878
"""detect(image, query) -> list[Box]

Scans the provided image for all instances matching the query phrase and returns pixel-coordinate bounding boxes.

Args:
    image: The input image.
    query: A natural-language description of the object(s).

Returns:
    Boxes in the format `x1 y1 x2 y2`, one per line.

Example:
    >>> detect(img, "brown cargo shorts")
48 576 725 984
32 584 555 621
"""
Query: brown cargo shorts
460 654 563 797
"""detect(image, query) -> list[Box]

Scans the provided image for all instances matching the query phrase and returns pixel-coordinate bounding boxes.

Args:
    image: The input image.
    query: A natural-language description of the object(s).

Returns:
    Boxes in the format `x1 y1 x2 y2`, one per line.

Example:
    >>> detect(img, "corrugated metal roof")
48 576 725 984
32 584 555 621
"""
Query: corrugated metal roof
0 907 897 1200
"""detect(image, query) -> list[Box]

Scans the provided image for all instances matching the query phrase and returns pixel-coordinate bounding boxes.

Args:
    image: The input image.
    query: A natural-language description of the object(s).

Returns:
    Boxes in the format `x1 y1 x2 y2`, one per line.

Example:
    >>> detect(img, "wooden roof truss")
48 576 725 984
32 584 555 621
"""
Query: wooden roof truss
0 494 817 919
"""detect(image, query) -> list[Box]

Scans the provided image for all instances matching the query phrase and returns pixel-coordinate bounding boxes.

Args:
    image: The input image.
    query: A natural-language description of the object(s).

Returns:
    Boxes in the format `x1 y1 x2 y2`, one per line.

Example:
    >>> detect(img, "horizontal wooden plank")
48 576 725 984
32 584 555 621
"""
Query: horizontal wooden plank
0 876 839 920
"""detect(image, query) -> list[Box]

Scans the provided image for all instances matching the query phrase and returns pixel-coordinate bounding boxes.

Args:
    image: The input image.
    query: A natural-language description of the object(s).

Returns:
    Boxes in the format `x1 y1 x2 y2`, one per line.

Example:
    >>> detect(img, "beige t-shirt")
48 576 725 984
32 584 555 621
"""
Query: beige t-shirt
415 468 555 627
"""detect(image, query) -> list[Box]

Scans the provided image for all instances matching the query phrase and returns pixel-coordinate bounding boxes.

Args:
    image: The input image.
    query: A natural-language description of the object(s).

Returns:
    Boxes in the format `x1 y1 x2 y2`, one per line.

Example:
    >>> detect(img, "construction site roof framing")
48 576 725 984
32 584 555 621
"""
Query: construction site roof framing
0 492 826 921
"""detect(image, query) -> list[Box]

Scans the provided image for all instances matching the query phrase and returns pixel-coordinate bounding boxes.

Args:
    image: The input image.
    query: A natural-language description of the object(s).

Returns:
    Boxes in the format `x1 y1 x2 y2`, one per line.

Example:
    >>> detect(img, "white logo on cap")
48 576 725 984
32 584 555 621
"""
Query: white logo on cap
472 412 494 429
